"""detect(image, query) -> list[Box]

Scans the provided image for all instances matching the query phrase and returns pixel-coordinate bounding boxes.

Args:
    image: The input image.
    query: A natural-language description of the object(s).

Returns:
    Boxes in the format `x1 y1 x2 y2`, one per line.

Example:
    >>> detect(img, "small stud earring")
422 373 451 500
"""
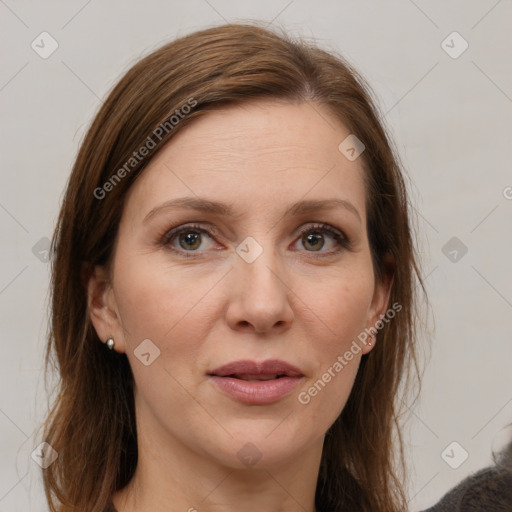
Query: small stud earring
106 337 115 350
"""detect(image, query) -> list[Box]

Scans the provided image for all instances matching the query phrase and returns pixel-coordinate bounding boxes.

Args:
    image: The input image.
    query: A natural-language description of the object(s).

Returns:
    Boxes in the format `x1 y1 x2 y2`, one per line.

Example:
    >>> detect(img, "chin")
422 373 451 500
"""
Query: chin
197 422 314 471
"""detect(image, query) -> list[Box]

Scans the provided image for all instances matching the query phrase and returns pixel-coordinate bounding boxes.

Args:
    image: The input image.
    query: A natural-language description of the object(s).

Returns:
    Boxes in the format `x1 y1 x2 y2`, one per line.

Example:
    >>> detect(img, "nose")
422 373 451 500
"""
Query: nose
225 245 294 335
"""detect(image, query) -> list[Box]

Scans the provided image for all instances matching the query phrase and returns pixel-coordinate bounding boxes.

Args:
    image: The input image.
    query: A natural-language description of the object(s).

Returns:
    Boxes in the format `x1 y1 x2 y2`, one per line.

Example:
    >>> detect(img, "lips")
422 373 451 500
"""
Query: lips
228 374 284 381
208 359 304 405
209 359 303 379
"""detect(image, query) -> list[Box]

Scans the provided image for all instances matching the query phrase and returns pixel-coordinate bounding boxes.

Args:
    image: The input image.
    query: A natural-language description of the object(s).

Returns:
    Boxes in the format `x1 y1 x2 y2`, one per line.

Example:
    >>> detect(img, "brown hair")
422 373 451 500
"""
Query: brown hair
43 22 423 512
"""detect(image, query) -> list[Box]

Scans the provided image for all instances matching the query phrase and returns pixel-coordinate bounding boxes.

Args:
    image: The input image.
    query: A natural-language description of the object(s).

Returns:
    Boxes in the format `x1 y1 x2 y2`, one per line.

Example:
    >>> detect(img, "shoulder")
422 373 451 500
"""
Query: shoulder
421 464 512 512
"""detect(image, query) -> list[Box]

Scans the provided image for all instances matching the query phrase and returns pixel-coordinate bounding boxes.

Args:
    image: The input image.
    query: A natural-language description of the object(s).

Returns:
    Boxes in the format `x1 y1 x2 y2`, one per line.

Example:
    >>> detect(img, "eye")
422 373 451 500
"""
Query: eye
162 224 217 256
292 223 350 255
161 222 350 258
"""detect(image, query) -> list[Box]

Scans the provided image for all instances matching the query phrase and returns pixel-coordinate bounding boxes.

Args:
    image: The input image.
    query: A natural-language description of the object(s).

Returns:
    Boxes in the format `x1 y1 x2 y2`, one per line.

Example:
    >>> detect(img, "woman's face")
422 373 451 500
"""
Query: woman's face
90 100 391 470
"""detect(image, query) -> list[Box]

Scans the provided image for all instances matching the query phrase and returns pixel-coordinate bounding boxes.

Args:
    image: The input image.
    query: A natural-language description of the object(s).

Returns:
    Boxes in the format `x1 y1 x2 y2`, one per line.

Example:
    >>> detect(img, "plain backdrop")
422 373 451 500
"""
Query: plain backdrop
1 1 511 510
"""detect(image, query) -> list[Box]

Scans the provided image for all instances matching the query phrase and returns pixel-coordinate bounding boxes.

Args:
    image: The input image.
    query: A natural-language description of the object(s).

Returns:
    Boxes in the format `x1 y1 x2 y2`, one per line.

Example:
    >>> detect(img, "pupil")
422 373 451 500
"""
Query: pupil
304 232 324 251
180 232 201 250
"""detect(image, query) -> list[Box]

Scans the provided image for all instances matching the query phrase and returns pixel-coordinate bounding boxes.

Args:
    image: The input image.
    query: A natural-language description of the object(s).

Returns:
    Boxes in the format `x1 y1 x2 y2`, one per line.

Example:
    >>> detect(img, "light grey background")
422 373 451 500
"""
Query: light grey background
1 1 511 510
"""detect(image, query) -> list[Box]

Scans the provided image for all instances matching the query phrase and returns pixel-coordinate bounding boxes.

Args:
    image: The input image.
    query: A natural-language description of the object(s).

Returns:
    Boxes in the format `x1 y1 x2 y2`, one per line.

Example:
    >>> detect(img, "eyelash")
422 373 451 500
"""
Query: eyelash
160 222 351 259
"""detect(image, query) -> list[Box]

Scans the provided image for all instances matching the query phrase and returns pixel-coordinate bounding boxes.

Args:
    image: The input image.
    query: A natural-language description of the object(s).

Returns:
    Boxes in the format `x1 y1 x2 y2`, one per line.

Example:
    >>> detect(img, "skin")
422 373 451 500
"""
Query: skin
88 100 392 512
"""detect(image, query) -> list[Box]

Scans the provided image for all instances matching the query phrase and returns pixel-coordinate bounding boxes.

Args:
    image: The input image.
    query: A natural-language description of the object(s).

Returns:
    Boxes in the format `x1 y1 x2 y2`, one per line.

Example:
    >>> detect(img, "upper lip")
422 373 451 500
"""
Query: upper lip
208 359 304 378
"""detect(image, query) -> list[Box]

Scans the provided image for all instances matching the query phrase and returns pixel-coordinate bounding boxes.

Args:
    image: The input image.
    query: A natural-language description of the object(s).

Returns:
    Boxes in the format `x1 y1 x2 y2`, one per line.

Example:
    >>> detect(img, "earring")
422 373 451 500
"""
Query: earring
105 337 115 350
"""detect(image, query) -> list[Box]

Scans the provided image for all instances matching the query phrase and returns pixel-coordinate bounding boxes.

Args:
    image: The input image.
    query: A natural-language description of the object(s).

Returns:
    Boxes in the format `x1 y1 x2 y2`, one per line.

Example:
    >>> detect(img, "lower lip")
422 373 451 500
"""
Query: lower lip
209 376 303 404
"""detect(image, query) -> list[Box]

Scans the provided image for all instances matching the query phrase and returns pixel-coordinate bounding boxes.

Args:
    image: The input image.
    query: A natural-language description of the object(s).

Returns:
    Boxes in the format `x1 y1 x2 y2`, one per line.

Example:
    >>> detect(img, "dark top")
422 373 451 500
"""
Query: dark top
421 464 512 512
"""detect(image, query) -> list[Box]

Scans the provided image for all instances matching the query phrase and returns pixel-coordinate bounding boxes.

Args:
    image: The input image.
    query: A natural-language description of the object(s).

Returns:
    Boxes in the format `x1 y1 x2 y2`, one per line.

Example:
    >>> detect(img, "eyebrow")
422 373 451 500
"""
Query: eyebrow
143 196 361 224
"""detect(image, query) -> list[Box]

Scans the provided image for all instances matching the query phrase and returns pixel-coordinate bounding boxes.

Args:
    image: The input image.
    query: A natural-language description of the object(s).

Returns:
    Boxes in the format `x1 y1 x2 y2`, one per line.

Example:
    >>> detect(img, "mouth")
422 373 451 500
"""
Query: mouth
208 359 304 405
220 373 289 381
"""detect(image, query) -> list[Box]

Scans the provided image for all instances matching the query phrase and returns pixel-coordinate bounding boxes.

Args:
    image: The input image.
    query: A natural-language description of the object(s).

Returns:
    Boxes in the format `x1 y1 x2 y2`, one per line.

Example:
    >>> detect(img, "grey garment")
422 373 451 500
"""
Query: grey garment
422 465 512 512
423 439 512 512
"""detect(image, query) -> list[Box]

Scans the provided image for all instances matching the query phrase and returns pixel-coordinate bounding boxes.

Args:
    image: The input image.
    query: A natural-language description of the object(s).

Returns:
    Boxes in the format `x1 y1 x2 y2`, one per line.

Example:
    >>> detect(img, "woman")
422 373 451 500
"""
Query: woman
42 23 422 512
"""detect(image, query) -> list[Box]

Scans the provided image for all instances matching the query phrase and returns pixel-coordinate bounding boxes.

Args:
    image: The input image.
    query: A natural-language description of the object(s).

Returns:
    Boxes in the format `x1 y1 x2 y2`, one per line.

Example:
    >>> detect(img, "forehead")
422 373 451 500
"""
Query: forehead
123 100 367 223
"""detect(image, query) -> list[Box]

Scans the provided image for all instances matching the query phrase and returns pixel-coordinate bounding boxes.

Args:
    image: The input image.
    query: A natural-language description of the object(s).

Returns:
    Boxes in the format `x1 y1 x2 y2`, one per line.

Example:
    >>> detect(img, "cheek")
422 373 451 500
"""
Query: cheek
111 251 224 399
113 250 216 345
296 264 375 348
111 253 213 408
292 265 374 421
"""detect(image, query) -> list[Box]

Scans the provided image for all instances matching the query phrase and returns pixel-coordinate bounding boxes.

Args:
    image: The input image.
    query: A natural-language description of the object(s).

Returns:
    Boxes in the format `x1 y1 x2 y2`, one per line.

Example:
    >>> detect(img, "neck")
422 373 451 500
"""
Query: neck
112 410 322 512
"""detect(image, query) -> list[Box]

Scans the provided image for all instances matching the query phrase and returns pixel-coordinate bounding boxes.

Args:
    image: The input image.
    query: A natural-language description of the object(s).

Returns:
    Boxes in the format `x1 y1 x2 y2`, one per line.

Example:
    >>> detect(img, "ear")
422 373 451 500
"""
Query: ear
83 263 126 354
362 254 395 355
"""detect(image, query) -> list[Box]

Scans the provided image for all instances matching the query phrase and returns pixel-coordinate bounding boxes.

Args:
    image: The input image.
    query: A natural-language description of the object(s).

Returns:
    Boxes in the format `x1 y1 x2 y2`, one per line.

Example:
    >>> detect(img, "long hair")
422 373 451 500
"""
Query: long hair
42 22 423 512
